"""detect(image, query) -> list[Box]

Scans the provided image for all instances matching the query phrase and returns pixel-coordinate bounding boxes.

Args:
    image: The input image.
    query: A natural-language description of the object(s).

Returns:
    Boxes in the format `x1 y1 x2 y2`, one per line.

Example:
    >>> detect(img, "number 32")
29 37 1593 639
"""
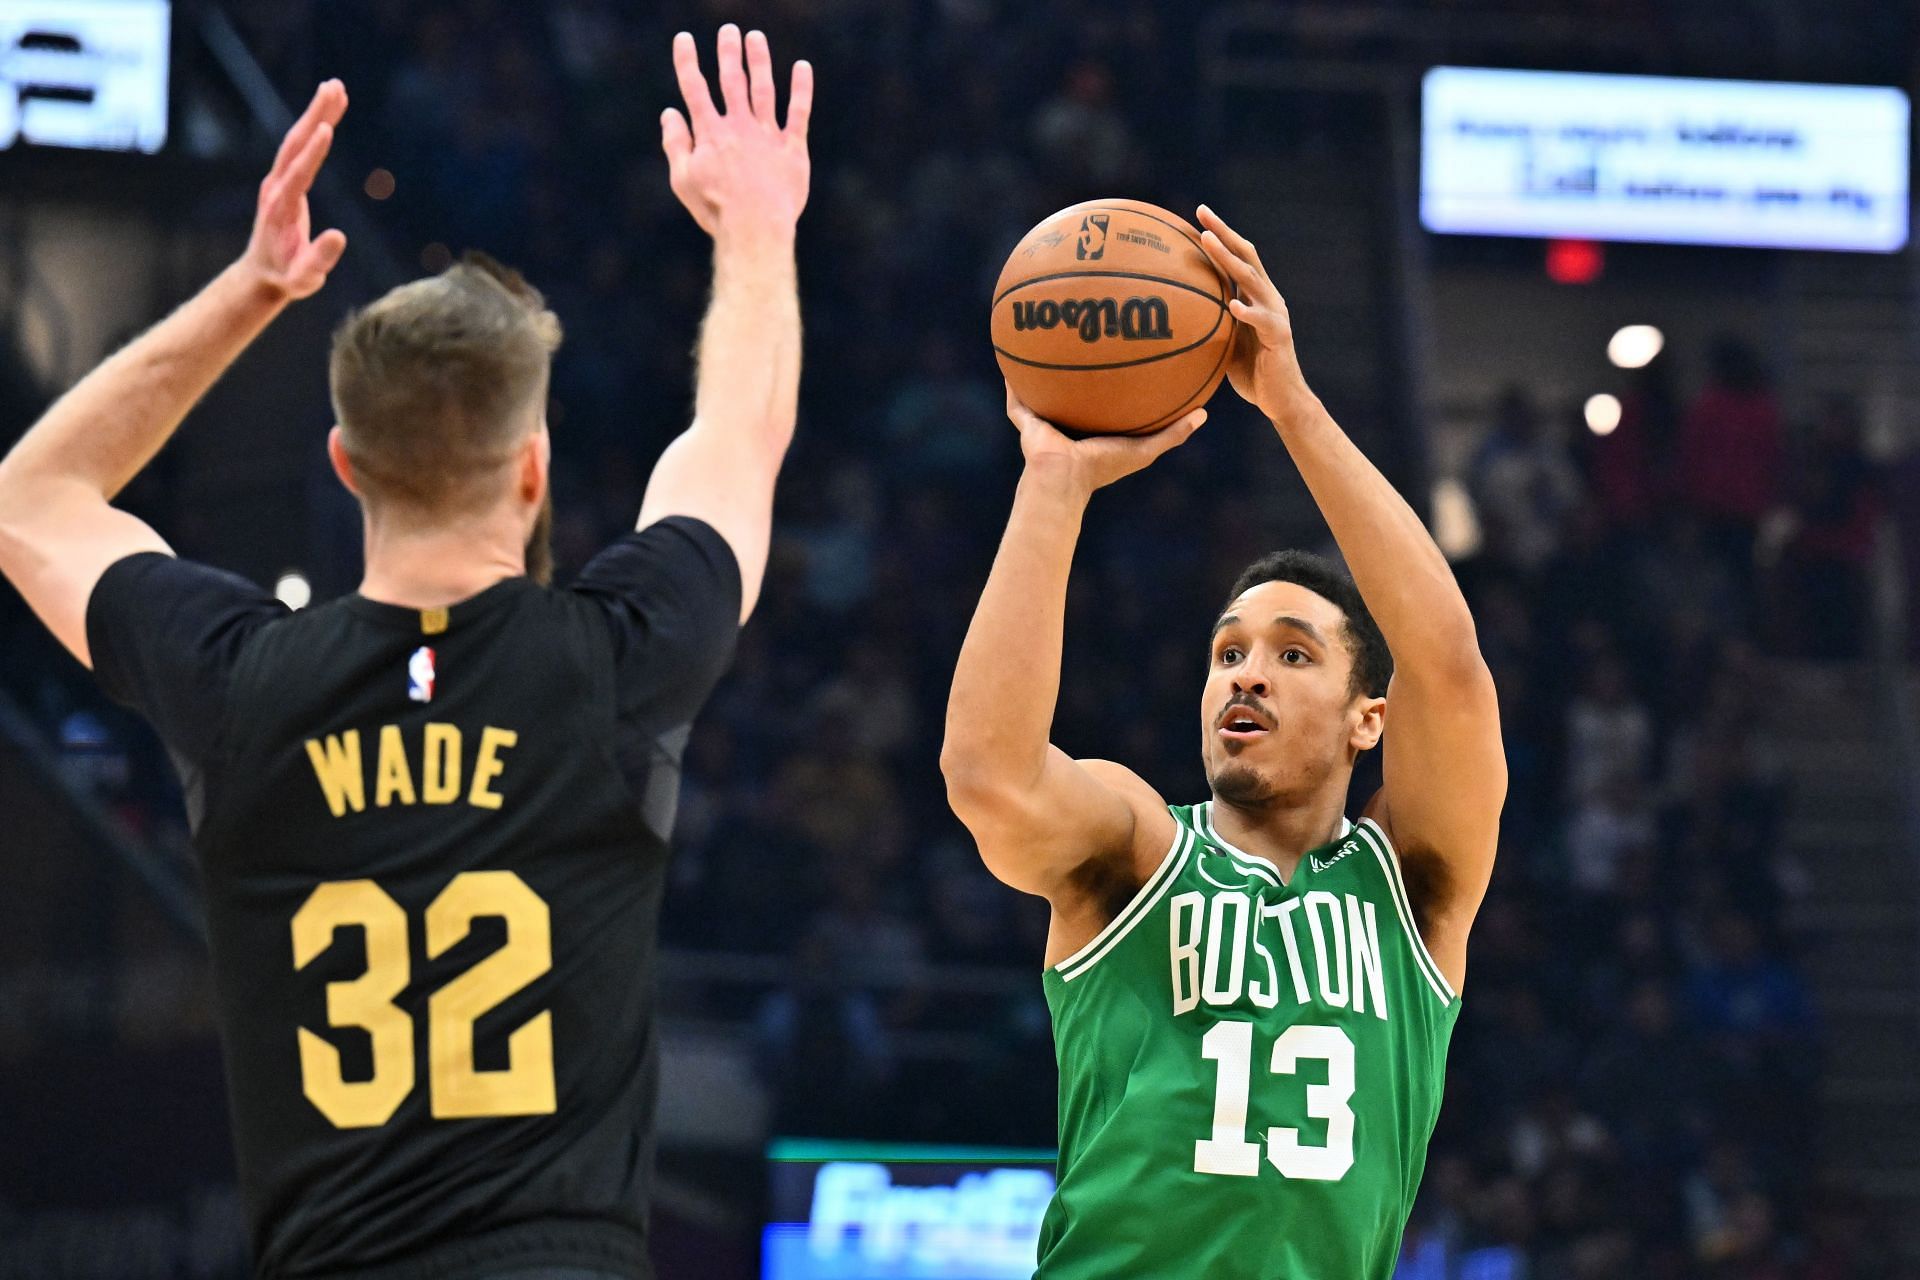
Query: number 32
290 870 556 1129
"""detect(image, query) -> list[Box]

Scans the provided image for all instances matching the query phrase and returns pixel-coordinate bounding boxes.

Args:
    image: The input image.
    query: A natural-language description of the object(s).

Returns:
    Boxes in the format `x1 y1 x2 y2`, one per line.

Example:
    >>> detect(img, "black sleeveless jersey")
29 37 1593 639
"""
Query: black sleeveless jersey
84 518 739 1280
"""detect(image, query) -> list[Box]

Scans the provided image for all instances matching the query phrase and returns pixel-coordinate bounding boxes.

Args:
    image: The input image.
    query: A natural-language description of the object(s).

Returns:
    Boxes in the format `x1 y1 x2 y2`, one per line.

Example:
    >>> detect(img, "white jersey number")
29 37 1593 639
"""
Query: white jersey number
1194 1020 1356 1181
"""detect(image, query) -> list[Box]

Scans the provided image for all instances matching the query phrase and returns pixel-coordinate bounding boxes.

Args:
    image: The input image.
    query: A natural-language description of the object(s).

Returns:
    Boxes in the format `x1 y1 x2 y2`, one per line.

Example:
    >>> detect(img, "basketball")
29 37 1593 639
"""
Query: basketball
991 199 1235 435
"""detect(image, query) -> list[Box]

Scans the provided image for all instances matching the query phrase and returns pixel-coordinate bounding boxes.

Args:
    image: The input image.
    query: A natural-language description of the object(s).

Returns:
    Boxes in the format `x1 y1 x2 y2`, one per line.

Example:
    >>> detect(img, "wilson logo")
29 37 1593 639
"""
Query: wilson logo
1009 296 1172 342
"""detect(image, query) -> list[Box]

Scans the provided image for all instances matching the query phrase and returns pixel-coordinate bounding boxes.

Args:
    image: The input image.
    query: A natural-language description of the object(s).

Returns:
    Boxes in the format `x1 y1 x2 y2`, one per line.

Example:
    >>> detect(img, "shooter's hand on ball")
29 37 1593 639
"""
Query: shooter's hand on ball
1195 204 1312 424
241 79 349 303
661 26 813 242
1007 384 1205 500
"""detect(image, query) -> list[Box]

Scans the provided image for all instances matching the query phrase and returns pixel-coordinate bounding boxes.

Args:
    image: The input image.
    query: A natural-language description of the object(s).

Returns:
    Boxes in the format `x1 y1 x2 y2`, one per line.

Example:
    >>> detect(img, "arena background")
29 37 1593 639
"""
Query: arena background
2 1 1918 1277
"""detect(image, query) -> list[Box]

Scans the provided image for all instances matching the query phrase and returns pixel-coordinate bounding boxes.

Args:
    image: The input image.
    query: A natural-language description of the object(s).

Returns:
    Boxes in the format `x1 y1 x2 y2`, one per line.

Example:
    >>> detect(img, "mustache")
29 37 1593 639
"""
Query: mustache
1215 692 1271 729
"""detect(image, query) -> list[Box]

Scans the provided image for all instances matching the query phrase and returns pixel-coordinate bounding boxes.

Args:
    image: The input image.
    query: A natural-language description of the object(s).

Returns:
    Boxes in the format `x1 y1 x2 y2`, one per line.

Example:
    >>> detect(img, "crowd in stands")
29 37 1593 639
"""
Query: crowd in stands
3 1 1915 1275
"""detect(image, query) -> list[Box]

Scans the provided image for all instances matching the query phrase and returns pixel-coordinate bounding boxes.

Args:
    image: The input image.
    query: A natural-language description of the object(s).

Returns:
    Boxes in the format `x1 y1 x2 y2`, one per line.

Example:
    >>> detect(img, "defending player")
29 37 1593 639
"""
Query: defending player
942 206 1505 1278
0 27 809 1280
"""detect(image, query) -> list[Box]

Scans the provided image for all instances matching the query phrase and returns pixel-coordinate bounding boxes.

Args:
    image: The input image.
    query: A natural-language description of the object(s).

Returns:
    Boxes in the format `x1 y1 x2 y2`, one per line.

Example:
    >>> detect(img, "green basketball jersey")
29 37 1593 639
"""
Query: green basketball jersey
1036 802 1460 1279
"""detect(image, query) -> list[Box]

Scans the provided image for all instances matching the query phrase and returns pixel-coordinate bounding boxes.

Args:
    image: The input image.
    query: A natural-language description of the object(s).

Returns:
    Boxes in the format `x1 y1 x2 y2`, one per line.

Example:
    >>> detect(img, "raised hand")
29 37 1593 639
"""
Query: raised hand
1195 204 1310 421
242 80 349 302
1007 384 1205 497
661 26 813 241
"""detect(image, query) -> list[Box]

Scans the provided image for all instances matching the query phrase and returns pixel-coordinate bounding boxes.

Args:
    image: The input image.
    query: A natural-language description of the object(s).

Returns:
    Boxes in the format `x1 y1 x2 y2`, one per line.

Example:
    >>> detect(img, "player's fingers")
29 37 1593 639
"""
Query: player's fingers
1005 382 1039 427
661 107 692 170
672 32 719 134
310 228 348 277
282 229 348 300
745 30 777 126
1197 204 1262 266
785 60 814 141
1144 408 1208 456
317 79 348 127
1091 408 1206 471
1227 296 1284 339
271 79 343 179
1199 229 1266 295
715 23 749 116
278 121 336 208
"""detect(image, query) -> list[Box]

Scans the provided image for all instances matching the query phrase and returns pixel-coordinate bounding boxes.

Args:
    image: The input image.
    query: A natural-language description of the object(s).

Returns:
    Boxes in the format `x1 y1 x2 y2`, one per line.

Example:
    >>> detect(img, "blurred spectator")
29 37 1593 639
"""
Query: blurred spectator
1031 60 1138 192
1894 441 1920 662
880 332 1007 489
1685 1141 1784 1276
1588 354 1680 537
789 461 885 616
1677 336 1784 601
1765 395 1882 660
1565 774 1655 899
1632 514 1747 648
752 931 895 1137
1581 980 1709 1173
1564 647 1654 803
1687 911 1814 1065
1469 386 1584 575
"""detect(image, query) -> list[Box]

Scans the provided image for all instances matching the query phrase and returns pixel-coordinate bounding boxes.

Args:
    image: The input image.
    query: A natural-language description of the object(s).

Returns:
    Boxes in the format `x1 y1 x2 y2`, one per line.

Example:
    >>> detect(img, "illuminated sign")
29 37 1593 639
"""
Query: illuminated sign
764 1140 1055 1280
1421 66 1909 252
0 0 170 154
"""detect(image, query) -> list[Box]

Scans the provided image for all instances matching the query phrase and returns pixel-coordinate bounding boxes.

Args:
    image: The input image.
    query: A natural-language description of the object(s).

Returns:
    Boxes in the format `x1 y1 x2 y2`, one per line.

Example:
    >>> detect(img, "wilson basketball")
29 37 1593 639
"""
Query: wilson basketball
991 199 1234 435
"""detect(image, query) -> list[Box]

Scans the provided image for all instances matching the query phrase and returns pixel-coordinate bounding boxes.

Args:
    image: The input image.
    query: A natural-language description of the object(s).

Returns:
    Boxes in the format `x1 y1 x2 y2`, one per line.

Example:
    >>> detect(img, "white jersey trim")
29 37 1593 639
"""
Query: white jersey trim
1055 819 1195 983
1198 802 1352 887
1354 818 1456 1004
1198 801 1291 886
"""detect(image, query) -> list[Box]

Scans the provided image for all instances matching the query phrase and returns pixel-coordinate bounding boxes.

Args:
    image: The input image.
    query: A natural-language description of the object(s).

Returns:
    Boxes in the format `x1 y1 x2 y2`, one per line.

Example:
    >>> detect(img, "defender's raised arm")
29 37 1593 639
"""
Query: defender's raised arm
0 82 350 666
1196 204 1506 993
635 26 812 624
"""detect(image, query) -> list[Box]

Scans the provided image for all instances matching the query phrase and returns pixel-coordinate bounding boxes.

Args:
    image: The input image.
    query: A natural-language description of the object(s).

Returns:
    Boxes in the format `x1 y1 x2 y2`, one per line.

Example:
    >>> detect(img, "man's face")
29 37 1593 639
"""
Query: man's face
1201 579 1377 810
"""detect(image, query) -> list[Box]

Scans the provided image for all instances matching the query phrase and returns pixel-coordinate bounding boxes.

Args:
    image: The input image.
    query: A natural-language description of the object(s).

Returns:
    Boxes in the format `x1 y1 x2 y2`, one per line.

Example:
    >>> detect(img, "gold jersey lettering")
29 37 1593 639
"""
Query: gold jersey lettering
422 724 463 804
305 723 518 817
304 731 366 817
468 727 517 810
374 724 416 807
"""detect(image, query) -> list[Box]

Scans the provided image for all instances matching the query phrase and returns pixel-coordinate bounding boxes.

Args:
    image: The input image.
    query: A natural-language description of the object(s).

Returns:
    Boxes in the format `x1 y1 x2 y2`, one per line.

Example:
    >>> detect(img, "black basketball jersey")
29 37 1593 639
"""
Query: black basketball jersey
84 517 740 1280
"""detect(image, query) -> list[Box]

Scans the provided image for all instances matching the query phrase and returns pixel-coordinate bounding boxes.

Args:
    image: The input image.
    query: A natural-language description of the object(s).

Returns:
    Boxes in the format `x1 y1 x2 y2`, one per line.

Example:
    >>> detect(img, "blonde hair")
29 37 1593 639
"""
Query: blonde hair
329 253 563 516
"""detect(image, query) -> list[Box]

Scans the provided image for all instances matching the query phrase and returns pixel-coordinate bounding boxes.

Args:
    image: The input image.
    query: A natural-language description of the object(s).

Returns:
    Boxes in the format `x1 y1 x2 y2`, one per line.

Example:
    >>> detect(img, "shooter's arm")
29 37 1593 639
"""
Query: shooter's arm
1197 204 1504 993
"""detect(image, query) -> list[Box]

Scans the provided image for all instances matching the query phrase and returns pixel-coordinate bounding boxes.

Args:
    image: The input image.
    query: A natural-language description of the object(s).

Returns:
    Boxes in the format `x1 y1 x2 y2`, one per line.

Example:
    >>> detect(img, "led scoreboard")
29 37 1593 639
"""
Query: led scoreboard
1422 66 1909 252
0 0 170 154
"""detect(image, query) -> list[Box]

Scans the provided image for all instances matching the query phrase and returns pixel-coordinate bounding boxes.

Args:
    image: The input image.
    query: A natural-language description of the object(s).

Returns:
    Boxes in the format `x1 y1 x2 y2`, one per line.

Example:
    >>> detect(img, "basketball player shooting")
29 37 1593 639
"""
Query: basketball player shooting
942 205 1506 1279
0 26 809 1280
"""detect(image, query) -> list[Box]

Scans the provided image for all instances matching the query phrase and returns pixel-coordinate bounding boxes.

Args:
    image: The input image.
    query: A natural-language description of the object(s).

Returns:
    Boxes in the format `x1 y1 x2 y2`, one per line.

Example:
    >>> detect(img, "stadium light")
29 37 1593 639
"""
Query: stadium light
275 571 312 610
1607 325 1664 369
1584 394 1622 436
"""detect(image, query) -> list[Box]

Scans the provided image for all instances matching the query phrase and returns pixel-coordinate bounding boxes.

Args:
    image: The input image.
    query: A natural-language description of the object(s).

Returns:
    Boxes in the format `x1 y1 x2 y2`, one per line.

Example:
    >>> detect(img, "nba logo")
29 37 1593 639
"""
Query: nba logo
1075 214 1110 260
408 646 437 703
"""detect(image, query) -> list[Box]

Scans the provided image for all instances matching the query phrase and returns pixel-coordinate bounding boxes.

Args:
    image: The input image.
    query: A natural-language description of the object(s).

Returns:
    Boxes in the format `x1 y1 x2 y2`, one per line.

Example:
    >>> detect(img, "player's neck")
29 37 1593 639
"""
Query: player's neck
357 511 527 610
1208 791 1349 877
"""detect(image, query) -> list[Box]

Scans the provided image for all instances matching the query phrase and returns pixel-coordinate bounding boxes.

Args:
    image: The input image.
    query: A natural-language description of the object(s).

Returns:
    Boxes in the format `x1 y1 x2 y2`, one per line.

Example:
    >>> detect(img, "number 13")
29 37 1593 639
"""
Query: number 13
1194 1020 1355 1181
